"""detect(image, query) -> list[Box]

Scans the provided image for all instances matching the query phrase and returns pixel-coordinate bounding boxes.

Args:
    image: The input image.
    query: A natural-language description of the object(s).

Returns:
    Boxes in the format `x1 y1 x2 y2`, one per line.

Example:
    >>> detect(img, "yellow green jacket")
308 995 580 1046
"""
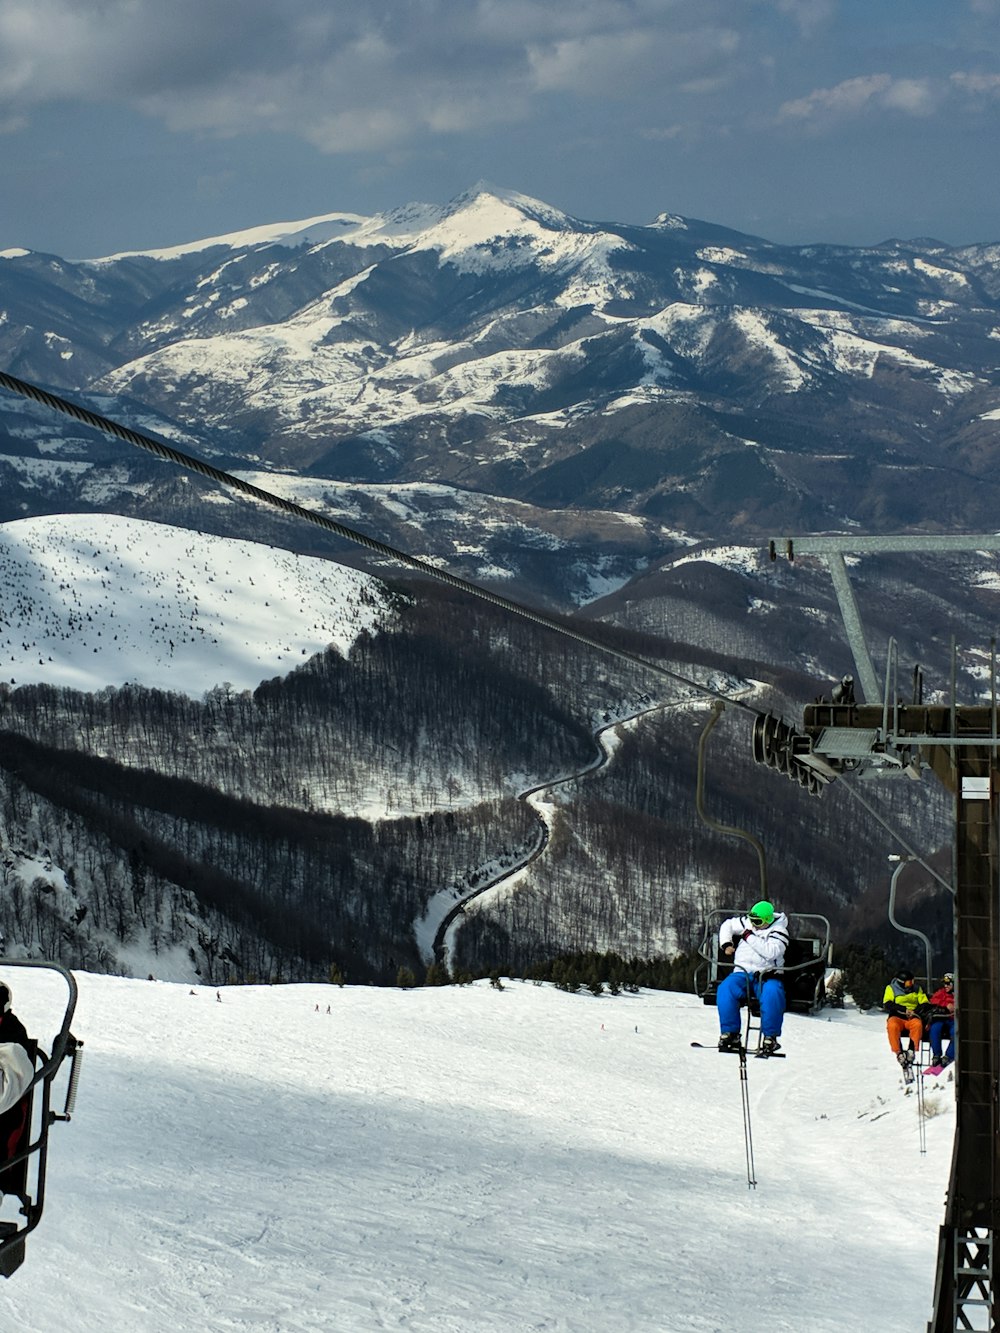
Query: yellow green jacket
882 976 929 1016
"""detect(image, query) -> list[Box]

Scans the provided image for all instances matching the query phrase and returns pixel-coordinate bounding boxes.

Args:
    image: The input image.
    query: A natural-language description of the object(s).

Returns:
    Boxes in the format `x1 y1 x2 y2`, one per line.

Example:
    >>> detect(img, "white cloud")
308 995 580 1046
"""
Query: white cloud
527 29 660 94
881 77 937 115
781 73 889 119
951 70 1000 97
779 73 938 122
767 0 836 35
0 0 750 151
0 0 994 211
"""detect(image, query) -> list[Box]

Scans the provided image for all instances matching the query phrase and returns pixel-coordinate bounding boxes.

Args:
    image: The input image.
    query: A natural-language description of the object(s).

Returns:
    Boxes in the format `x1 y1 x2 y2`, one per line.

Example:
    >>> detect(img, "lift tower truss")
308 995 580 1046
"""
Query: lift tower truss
767 534 1000 1332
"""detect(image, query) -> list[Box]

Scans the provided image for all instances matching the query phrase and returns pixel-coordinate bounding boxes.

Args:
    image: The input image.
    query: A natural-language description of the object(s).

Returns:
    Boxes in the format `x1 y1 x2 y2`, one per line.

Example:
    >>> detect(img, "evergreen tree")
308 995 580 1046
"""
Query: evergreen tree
839 944 895 1010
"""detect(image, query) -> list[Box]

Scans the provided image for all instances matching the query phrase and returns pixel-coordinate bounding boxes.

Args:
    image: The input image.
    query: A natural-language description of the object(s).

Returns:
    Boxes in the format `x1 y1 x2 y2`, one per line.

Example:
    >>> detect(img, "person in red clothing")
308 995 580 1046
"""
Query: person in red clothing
927 973 956 1069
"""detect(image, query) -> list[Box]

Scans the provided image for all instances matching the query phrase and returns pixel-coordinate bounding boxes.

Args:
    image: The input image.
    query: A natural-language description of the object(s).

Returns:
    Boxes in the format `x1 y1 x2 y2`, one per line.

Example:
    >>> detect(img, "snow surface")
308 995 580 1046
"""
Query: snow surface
665 544 765 577
87 188 580 274
0 514 394 696
87 213 369 264
0 971 951 1333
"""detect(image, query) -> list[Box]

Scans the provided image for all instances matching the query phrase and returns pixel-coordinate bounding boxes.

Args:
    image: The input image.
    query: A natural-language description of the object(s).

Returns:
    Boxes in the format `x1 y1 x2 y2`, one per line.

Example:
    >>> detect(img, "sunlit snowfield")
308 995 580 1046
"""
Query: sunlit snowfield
0 974 951 1333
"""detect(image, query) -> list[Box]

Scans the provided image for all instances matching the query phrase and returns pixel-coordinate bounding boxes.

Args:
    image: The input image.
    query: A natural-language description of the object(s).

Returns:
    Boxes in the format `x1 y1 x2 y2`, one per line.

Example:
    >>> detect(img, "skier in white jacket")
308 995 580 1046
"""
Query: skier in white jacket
716 900 789 1056
0 984 33 1118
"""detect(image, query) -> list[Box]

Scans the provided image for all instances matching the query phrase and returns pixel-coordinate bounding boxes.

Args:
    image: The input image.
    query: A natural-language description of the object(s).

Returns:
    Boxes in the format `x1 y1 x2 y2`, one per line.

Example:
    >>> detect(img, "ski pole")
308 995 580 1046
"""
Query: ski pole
739 985 757 1188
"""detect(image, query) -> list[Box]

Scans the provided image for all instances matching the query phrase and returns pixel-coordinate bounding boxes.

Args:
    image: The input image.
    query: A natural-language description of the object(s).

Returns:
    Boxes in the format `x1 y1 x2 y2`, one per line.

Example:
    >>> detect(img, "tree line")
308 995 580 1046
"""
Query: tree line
0 575 953 985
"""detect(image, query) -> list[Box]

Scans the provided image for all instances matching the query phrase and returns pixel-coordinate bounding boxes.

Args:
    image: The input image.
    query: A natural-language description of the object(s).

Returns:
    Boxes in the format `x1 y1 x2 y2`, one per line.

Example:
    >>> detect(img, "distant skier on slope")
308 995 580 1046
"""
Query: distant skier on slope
716 901 789 1057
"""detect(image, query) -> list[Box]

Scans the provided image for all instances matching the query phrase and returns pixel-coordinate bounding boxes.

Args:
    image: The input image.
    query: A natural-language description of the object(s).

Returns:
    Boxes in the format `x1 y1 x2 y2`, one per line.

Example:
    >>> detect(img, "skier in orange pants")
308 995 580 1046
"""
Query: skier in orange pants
882 968 929 1069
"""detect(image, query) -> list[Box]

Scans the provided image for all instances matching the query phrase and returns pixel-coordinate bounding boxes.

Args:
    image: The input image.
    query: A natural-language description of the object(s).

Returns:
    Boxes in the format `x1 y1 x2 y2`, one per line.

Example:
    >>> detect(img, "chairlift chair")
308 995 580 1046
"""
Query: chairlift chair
694 910 833 1015
0 962 82 1277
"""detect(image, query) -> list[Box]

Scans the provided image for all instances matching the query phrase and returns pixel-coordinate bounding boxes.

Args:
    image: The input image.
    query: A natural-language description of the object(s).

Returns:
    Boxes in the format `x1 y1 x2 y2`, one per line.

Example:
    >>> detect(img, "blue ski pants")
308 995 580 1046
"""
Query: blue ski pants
717 971 786 1038
928 1017 954 1063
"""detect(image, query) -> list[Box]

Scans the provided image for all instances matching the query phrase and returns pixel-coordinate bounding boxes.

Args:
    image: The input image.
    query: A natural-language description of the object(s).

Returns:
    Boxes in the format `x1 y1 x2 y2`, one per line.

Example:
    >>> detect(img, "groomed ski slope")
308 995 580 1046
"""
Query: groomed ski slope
0 974 950 1333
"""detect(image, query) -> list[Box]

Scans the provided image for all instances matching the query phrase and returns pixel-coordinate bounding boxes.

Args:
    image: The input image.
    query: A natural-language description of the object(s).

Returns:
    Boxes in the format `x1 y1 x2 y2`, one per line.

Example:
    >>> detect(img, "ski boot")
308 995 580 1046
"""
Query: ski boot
718 1031 741 1053
760 1036 781 1058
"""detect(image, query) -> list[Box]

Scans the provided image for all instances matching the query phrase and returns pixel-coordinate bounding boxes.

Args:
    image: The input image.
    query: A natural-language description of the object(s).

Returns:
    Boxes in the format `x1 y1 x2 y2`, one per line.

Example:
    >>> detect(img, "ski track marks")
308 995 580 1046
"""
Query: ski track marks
0 974 951 1333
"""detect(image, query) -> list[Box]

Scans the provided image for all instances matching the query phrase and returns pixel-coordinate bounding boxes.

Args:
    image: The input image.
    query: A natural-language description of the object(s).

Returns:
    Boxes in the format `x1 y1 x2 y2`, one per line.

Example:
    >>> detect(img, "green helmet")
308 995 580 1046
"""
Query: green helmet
749 900 775 927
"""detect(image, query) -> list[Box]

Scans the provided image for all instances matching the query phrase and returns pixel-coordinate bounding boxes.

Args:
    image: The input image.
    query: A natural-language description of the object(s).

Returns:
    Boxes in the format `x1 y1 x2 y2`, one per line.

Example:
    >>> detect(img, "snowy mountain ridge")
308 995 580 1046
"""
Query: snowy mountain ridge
4 183 1000 617
86 184 574 265
85 211 368 264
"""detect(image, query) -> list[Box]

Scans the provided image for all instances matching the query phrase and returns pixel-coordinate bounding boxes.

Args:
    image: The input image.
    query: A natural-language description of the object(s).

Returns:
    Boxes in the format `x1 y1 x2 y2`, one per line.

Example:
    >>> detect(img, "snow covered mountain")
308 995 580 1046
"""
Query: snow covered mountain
0 187 985 989
3 184 1000 609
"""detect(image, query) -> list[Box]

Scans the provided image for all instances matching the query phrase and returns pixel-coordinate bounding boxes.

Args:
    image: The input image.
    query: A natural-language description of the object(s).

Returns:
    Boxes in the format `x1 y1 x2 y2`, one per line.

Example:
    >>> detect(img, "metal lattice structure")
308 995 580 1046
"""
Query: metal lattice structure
764 534 1000 1333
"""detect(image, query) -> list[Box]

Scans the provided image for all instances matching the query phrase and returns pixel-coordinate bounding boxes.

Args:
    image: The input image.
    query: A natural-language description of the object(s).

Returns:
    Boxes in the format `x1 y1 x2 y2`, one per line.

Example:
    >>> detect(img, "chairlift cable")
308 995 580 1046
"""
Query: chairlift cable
5 372 953 966
696 699 767 897
835 777 953 894
0 369 757 712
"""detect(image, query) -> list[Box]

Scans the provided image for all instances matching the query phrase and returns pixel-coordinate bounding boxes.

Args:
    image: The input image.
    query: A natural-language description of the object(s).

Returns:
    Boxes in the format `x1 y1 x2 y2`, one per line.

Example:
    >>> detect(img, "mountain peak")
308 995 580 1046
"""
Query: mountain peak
446 182 575 230
651 212 689 231
365 183 588 271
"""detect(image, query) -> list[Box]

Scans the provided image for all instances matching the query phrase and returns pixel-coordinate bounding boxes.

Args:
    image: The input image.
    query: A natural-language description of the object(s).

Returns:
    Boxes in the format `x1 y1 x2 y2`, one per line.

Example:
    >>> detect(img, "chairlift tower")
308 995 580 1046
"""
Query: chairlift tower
763 533 1000 1333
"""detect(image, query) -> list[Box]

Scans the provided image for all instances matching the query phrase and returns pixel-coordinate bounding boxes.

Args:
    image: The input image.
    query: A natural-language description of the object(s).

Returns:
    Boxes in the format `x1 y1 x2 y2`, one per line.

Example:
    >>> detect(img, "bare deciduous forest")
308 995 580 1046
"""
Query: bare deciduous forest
0 581 952 985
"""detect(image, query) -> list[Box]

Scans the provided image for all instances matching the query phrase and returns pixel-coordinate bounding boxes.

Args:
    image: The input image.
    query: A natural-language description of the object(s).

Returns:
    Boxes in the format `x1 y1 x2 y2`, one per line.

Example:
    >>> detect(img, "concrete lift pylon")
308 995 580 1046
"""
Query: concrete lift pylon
766 533 1000 1333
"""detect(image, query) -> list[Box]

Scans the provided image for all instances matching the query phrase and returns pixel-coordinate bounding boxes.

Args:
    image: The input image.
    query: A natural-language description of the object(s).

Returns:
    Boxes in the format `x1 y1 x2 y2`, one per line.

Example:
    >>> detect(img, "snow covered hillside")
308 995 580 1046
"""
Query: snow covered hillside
0 513 395 696
0 972 951 1333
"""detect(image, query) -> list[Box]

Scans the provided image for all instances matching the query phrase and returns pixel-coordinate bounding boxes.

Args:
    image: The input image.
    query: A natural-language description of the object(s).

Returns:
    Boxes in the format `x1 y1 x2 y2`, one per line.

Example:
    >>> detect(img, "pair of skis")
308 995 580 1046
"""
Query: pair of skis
690 1041 786 1059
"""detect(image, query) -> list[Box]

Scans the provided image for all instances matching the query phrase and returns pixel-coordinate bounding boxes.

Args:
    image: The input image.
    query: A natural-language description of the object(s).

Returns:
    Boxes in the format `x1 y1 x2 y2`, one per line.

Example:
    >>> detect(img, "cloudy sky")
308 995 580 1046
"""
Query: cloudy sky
2 0 999 258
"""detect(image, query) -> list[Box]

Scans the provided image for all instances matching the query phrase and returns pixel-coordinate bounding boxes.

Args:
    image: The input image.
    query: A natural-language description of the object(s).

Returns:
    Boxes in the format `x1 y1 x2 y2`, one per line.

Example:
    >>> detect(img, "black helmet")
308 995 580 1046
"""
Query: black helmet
897 968 914 983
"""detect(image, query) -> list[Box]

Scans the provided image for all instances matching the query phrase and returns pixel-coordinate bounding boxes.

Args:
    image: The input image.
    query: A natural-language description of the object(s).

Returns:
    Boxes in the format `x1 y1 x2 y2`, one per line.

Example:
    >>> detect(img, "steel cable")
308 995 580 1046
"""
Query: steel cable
0 369 755 709
0 370 952 887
